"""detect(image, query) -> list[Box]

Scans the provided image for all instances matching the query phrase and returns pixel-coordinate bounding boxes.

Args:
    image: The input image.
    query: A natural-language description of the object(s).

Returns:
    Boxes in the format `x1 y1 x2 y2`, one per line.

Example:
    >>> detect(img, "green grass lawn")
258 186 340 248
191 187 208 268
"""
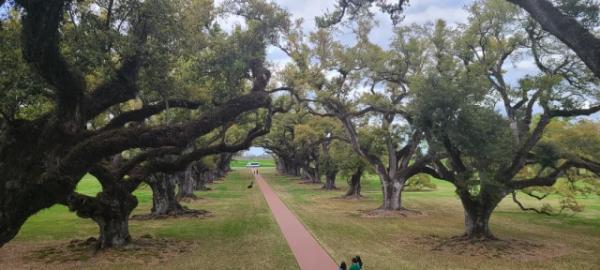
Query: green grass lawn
262 168 600 270
230 158 275 168
2 167 599 269
1 170 297 270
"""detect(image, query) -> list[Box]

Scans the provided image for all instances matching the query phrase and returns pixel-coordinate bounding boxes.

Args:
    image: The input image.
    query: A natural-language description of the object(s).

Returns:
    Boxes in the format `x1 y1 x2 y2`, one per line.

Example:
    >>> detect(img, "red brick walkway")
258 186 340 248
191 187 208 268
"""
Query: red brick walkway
254 173 339 270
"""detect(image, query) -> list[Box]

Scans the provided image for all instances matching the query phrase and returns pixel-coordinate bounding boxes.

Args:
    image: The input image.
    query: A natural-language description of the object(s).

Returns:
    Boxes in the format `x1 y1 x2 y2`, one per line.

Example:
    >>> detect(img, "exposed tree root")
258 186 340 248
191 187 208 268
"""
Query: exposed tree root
413 234 569 261
20 235 195 266
299 180 322 185
176 194 200 203
359 207 423 218
338 194 364 200
131 208 211 220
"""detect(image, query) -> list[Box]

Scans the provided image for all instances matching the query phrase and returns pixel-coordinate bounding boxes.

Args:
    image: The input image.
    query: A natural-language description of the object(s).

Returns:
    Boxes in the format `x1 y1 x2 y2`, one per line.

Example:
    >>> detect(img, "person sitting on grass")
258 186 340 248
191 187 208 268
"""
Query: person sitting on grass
349 257 361 270
339 261 347 270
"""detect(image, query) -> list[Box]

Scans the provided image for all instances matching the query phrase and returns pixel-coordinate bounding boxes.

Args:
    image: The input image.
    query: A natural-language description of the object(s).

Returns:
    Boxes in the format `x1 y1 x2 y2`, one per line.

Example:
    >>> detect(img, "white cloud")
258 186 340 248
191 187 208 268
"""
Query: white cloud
273 0 337 30
513 58 537 71
263 1 473 70
403 6 469 25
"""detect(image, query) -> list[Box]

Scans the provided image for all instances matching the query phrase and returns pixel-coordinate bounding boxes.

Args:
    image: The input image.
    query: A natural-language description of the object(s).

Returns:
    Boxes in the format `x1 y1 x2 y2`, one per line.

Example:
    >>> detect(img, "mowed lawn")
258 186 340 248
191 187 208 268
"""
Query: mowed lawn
2 165 599 270
230 158 276 168
0 170 297 270
262 168 600 270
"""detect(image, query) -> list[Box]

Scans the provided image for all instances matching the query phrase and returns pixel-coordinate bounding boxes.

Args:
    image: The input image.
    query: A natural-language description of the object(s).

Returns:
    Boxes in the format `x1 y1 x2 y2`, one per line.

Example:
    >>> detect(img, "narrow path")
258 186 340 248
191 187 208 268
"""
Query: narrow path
254 172 338 270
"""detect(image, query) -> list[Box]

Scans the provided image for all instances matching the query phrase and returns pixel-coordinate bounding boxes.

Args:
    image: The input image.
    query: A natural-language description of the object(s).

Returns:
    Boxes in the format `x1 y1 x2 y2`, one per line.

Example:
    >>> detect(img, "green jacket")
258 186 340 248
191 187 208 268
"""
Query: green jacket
349 263 361 270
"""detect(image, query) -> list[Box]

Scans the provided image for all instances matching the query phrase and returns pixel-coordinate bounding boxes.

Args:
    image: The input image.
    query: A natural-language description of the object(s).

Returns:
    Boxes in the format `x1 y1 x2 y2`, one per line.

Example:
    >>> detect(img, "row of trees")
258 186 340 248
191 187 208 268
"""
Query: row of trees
0 0 292 248
264 0 600 240
1 0 600 251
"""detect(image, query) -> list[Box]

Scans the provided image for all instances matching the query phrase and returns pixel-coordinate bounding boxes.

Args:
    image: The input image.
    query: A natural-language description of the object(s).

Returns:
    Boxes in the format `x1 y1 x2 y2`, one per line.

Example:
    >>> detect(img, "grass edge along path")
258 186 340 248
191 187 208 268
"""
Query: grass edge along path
254 172 339 270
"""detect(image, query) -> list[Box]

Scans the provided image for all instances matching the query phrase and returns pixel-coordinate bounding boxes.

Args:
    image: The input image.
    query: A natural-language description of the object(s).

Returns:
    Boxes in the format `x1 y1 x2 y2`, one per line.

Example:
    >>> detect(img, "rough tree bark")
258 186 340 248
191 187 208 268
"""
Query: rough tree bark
275 156 287 174
206 170 216 184
344 166 363 198
177 164 197 200
288 165 300 176
380 173 406 211
148 173 185 215
302 166 321 183
195 173 209 191
215 152 233 178
193 164 211 191
458 190 502 240
275 155 301 176
322 170 338 190
321 141 337 190
65 189 138 249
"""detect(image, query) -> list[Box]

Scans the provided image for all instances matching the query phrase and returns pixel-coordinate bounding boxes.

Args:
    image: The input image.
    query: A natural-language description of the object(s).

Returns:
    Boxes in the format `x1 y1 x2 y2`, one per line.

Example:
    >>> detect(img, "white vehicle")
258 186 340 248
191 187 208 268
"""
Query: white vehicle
245 162 260 167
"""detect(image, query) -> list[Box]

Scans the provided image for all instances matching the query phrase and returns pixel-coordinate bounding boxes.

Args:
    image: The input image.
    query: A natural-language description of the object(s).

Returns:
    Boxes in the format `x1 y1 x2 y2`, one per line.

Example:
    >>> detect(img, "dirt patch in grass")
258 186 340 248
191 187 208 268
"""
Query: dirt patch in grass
0 236 196 269
299 181 323 185
413 234 570 261
177 195 204 203
358 208 425 218
331 195 366 200
131 209 212 220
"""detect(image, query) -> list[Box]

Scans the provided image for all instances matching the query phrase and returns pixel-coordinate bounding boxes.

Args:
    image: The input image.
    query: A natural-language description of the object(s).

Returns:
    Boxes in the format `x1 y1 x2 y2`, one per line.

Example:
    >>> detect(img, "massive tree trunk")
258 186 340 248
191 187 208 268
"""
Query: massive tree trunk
215 153 233 178
65 188 138 249
283 158 301 176
205 170 216 184
344 166 363 198
177 164 197 200
195 173 209 191
148 173 184 215
288 165 300 176
0 122 83 246
380 176 405 211
322 170 338 190
275 156 287 174
274 155 301 176
458 190 502 240
194 168 210 191
302 166 321 183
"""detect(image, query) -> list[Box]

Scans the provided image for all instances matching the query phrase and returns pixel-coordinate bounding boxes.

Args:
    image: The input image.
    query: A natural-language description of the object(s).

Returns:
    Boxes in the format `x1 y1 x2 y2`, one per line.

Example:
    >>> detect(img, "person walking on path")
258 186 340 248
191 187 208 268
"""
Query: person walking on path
349 257 361 270
356 255 363 269
339 261 347 270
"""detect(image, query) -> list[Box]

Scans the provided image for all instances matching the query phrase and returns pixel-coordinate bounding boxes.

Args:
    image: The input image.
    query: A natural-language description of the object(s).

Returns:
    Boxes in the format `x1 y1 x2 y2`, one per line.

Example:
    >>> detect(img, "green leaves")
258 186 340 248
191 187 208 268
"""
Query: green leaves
0 10 51 120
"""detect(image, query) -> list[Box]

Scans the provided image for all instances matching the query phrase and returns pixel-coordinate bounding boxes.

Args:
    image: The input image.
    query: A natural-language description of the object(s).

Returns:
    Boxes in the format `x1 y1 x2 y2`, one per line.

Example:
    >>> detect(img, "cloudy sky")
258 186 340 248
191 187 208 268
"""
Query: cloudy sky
245 0 532 156
262 0 473 68
0 1 566 156
255 0 538 86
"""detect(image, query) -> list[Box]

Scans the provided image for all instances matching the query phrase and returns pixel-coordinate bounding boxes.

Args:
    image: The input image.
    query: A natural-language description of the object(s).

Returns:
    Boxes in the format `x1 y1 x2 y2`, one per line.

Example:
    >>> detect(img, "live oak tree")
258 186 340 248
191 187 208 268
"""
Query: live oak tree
294 115 346 187
0 0 289 246
282 18 432 211
260 107 351 190
513 119 600 215
413 0 600 240
260 109 328 183
259 108 306 177
63 107 275 249
321 0 600 81
330 141 369 198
